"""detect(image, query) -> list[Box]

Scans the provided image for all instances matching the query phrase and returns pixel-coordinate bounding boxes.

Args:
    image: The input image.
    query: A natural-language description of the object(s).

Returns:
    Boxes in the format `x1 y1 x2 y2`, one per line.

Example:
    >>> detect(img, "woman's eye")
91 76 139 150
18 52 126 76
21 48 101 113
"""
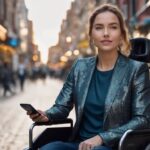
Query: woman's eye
95 26 103 30
111 26 118 29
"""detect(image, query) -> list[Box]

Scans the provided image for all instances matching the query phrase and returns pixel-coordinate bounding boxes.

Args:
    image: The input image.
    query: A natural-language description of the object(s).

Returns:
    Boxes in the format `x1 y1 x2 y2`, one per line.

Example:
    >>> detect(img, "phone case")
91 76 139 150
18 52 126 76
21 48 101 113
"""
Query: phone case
20 104 39 114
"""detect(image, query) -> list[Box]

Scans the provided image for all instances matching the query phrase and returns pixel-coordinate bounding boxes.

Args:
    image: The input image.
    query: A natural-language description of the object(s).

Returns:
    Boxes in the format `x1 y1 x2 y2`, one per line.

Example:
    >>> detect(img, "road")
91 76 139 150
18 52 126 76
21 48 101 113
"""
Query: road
0 78 75 150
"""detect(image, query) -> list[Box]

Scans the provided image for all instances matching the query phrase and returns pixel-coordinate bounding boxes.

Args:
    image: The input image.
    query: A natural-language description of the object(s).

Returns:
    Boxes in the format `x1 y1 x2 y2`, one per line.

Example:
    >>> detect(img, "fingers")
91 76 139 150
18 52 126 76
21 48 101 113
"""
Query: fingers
78 135 103 150
78 142 92 150
27 111 32 115
37 110 45 115
26 110 41 121
27 111 49 122
29 113 40 121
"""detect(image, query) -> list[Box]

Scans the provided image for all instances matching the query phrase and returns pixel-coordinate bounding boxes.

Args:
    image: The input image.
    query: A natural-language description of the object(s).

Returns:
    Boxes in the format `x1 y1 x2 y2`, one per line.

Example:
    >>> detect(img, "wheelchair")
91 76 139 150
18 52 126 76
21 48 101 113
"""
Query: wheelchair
25 37 150 150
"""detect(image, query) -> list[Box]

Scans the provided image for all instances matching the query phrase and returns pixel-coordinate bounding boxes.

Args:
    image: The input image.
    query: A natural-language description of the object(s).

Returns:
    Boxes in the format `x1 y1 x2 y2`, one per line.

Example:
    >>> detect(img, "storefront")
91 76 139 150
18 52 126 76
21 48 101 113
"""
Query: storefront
136 1 150 37
0 44 16 63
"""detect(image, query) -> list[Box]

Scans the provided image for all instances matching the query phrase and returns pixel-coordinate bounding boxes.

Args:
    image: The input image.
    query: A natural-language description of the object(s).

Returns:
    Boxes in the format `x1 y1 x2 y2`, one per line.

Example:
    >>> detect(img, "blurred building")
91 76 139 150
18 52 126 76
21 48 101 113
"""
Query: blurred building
117 0 150 38
0 0 36 72
134 0 150 38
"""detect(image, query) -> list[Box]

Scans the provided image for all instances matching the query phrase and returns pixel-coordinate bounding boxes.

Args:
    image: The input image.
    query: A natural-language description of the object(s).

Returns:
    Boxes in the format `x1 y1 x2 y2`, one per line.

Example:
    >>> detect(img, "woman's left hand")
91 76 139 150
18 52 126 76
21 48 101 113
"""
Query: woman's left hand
78 135 103 150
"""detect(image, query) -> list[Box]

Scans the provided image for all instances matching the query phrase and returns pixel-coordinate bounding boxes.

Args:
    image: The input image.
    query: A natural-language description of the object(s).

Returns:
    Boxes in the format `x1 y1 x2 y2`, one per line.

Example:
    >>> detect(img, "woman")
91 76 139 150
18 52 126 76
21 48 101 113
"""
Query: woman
28 3 150 150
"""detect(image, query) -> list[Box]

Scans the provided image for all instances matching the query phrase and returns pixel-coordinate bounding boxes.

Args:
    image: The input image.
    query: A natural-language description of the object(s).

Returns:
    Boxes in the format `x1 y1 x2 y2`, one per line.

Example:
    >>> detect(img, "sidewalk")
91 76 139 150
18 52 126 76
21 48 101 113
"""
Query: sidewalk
0 77 75 150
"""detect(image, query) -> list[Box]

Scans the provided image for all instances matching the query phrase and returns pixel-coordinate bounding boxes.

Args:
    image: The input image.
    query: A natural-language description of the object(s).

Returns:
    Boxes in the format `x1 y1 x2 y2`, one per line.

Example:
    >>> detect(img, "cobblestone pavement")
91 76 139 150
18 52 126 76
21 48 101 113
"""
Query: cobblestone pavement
0 78 75 150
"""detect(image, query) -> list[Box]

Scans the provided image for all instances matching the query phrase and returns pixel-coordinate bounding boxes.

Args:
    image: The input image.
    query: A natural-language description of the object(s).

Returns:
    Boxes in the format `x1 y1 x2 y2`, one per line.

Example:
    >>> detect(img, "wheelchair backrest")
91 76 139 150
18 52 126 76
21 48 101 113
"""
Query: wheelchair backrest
129 37 150 63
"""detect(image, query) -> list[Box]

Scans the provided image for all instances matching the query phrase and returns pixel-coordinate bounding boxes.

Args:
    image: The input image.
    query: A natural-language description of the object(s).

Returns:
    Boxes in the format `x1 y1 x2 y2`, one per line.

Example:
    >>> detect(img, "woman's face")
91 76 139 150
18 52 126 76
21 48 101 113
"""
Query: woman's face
91 11 122 52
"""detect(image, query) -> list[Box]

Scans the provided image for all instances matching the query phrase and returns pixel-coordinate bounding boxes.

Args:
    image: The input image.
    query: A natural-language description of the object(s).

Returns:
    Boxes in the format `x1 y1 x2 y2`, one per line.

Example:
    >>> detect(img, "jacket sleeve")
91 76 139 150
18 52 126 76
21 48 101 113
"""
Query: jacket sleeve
45 59 78 121
99 63 150 146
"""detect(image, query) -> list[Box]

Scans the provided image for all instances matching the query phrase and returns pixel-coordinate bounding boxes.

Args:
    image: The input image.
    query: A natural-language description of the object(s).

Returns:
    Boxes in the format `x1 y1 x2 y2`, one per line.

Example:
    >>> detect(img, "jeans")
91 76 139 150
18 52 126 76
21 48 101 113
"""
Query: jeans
40 141 112 150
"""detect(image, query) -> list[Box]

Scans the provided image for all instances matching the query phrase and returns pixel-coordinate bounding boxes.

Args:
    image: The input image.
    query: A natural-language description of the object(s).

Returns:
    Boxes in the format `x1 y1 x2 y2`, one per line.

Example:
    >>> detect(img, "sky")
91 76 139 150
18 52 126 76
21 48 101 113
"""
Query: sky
24 0 73 63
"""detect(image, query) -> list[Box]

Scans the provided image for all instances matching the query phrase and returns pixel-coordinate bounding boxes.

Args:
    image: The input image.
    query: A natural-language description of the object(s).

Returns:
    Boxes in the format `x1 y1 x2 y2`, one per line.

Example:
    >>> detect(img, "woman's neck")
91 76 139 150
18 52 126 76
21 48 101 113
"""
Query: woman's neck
97 50 118 71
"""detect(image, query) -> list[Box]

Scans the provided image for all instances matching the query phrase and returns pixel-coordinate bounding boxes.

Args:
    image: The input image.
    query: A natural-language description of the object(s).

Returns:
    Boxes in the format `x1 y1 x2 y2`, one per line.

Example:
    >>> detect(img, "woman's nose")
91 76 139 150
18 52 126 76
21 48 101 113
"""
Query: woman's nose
104 28 109 37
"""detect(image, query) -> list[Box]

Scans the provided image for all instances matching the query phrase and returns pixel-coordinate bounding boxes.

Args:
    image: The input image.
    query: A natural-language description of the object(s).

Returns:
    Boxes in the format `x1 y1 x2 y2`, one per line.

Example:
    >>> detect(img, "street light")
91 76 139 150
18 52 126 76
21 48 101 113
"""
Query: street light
66 36 72 43
32 54 38 62
73 49 79 56
65 50 72 57
60 56 68 62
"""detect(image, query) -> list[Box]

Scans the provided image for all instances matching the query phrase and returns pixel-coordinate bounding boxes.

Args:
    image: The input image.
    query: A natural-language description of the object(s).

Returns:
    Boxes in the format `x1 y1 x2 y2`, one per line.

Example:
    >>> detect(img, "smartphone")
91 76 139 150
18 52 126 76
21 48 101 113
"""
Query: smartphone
20 103 40 115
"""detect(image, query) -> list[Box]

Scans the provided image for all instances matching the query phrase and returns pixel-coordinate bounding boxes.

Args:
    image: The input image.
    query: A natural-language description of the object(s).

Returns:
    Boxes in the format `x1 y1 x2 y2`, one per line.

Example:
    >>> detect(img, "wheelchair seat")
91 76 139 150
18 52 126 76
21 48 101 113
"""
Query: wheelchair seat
25 37 150 150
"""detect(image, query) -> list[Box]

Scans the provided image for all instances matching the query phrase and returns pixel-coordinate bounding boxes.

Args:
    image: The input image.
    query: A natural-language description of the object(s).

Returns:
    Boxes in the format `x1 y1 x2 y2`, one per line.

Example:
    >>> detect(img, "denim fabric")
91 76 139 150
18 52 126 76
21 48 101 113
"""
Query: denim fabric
40 141 78 150
40 141 112 150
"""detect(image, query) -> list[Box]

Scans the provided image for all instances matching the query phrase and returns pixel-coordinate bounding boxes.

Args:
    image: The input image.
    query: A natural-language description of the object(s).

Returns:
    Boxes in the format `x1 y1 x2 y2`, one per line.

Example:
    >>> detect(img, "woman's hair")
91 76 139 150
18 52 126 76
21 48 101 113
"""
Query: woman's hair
89 3 131 56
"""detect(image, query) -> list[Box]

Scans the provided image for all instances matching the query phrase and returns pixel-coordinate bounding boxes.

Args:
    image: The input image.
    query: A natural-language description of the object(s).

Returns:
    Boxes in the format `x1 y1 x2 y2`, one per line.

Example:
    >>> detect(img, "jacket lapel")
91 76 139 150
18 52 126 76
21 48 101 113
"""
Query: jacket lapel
79 56 97 110
103 54 129 122
71 57 96 139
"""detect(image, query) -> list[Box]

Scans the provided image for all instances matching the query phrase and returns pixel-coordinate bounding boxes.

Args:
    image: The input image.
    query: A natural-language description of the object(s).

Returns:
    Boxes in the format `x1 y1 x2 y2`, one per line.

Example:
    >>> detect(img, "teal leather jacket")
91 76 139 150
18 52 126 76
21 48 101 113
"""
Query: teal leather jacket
46 54 150 147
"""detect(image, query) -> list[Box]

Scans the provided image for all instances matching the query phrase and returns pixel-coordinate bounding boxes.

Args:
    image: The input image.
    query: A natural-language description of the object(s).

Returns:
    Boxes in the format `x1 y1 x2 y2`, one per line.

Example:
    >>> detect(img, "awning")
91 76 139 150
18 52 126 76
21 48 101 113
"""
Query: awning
136 1 150 18
0 44 16 62
135 1 150 30
0 44 16 55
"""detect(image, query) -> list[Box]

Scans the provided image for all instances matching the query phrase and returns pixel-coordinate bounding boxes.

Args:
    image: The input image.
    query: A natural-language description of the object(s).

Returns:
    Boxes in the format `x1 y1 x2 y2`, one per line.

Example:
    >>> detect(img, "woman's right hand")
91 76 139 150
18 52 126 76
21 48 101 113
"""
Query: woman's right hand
27 110 49 122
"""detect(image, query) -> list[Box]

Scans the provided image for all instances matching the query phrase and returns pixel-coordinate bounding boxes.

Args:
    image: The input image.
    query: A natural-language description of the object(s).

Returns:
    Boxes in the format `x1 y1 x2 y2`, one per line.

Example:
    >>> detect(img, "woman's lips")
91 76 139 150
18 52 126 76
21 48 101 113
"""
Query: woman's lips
101 40 112 45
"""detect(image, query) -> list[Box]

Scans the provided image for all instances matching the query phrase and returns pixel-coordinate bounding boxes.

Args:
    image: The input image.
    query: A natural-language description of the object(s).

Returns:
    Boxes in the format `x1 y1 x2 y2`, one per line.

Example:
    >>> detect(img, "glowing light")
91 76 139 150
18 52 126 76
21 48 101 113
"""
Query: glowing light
73 49 79 56
32 54 38 61
60 56 68 62
66 36 72 43
65 50 72 57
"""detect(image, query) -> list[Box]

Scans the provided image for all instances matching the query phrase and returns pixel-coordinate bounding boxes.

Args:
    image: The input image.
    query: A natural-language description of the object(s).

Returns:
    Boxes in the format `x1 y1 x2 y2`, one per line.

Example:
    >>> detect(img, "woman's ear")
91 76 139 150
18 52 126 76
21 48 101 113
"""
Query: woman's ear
119 37 123 47
89 37 95 50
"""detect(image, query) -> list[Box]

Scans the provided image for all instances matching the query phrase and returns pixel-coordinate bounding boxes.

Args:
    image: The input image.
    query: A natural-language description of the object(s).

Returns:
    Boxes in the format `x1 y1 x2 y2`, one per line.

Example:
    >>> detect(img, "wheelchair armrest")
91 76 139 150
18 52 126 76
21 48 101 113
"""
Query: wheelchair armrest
29 118 73 149
33 118 73 126
119 129 150 150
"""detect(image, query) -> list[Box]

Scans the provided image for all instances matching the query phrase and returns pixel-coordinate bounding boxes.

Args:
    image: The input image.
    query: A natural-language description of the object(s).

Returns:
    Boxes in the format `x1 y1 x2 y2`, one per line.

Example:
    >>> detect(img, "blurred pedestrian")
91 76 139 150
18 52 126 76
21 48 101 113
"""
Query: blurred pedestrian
1 62 15 96
18 60 26 91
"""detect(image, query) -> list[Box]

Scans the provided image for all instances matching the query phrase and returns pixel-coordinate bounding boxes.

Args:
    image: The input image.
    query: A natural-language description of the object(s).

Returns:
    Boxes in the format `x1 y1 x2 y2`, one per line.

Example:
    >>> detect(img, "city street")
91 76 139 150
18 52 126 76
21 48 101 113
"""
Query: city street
0 77 75 150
